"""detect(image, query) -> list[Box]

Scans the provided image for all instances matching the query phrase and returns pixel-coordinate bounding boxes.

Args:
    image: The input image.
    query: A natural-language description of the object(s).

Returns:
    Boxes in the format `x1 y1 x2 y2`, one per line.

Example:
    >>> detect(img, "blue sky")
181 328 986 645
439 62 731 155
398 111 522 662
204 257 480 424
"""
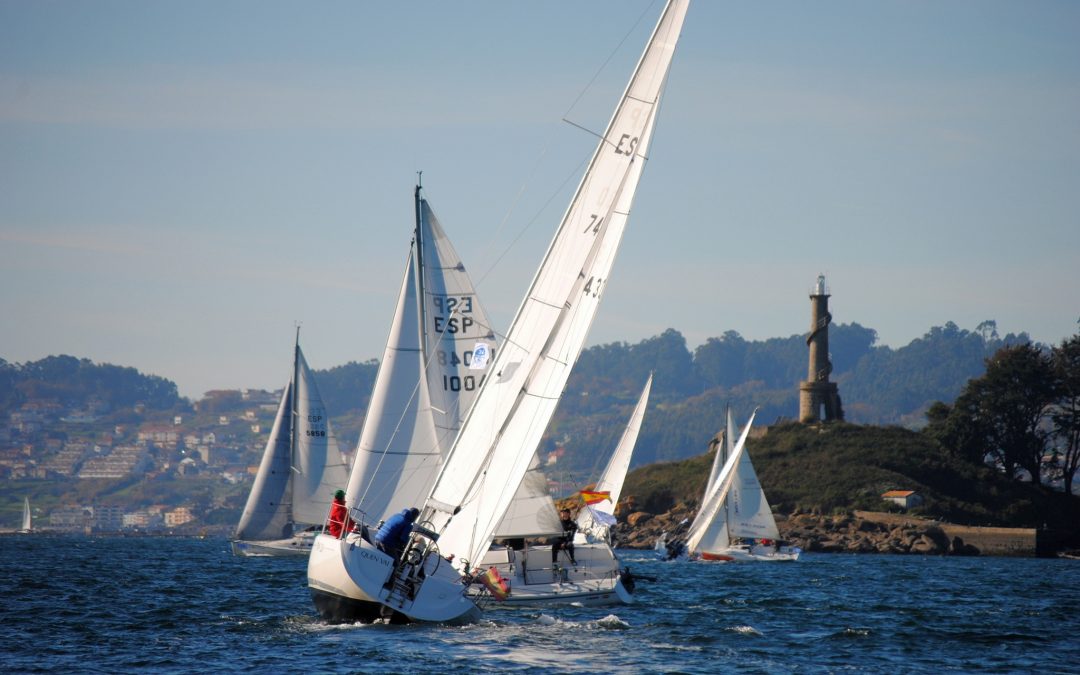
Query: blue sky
2 1 1078 399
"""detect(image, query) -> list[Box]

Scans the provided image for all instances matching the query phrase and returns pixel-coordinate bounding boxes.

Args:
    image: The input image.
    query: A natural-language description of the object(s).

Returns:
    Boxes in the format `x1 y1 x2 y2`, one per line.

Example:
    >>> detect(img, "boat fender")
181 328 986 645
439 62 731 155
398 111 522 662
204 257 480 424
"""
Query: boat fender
619 568 636 594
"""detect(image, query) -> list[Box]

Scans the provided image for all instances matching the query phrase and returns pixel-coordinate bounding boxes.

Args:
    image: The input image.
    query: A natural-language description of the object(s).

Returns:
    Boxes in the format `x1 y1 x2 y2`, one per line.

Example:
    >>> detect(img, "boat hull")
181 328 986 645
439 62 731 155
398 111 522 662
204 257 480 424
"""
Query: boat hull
697 544 801 562
469 543 633 607
334 534 481 624
231 532 316 557
307 533 387 623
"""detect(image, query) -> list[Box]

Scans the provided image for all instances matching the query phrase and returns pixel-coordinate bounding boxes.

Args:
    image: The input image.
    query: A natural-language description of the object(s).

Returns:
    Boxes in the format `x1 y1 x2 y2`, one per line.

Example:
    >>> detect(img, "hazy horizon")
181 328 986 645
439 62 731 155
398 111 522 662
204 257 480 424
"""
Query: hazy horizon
3 1 1078 398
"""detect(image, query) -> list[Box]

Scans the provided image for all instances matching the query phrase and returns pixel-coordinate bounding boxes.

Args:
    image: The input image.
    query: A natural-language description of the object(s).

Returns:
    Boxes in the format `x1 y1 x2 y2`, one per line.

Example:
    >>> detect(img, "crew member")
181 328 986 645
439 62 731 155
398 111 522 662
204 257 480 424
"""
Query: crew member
374 507 420 560
552 508 578 565
326 489 353 538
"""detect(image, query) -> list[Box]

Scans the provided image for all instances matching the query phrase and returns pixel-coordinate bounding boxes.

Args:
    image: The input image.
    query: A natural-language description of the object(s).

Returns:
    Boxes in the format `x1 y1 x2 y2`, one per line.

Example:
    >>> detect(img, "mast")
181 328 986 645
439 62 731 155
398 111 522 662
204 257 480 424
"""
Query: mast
288 325 300 532
414 174 428 357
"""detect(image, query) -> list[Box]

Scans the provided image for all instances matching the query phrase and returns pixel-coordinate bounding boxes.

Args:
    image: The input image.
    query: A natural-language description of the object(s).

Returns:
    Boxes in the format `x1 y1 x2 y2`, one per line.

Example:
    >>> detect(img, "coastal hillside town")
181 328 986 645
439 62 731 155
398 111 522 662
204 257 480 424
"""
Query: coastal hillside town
1 388 295 532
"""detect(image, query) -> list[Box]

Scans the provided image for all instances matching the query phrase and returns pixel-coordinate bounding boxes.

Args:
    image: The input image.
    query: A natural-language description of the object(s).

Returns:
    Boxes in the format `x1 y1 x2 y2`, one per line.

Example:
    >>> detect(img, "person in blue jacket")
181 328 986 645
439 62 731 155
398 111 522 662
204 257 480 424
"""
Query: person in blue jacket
374 507 419 560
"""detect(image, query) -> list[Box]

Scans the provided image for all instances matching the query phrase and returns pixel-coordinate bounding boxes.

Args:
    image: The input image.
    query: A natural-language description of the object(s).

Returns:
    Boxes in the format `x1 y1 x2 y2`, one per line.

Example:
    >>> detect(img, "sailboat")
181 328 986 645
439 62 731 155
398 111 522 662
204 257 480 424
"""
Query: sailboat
675 408 800 562
577 373 653 545
18 496 32 534
472 373 653 608
330 0 689 624
231 331 351 557
308 182 499 622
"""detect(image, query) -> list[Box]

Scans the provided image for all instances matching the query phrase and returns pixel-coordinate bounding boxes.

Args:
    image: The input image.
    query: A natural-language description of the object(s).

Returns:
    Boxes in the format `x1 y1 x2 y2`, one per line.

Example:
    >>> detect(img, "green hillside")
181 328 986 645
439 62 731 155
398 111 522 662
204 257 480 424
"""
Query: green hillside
621 422 1078 531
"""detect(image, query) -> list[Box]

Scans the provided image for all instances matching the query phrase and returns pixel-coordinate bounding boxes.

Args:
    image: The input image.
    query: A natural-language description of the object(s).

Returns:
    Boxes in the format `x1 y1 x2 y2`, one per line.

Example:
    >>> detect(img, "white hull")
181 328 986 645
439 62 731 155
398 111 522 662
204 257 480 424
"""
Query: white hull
697 544 801 562
333 533 481 624
469 543 633 607
307 533 388 623
231 531 316 557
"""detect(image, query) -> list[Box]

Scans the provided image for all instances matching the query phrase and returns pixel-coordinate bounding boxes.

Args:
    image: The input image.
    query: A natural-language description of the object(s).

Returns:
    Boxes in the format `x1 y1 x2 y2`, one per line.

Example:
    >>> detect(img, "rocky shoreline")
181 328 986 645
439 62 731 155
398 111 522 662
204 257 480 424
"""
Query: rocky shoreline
608 500 1035 556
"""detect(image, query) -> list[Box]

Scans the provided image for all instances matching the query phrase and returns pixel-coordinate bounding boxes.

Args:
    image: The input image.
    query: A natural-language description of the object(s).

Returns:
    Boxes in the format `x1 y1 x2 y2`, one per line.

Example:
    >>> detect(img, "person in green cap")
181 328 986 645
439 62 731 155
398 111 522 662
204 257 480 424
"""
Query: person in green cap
326 489 353 538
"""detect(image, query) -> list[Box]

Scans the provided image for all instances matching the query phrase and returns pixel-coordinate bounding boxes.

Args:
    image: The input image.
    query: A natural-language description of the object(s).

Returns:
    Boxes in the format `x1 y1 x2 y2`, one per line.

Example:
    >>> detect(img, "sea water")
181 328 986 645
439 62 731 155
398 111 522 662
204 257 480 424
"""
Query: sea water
2 535 1078 673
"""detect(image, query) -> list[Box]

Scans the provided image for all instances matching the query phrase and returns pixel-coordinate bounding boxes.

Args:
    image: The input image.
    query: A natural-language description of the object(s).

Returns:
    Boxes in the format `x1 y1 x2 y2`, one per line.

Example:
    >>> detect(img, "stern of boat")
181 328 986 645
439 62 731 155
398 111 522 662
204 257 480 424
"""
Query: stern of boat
307 532 384 623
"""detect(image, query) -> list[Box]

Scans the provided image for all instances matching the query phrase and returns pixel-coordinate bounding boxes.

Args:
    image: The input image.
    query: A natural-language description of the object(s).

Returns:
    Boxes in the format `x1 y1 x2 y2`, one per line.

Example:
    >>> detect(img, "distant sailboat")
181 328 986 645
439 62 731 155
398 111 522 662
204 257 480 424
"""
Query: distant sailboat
673 408 800 562
577 373 653 545
231 331 351 557
330 0 689 624
19 496 32 533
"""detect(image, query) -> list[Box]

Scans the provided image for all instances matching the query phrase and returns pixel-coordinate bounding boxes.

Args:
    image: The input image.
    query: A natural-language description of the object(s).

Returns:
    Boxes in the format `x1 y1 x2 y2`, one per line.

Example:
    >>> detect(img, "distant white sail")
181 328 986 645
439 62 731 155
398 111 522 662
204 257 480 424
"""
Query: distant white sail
578 373 653 539
20 496 32 533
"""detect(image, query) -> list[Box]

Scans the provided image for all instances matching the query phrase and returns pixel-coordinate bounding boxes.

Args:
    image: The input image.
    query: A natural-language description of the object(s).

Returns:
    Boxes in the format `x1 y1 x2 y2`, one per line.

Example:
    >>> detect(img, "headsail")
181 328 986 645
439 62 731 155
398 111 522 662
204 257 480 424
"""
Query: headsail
423 0 690 571
578 373 653 536
345 186 496 522
234 379 294 541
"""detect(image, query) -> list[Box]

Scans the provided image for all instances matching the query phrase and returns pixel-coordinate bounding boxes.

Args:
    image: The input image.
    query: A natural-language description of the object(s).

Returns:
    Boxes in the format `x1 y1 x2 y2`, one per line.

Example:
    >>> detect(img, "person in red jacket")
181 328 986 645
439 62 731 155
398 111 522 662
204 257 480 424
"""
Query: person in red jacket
326 489 352 538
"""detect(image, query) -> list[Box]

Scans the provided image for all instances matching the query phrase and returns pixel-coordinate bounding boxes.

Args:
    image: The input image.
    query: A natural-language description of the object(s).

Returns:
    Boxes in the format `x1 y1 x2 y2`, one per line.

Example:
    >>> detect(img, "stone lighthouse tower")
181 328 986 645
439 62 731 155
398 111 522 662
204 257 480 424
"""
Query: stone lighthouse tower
799 274 843 423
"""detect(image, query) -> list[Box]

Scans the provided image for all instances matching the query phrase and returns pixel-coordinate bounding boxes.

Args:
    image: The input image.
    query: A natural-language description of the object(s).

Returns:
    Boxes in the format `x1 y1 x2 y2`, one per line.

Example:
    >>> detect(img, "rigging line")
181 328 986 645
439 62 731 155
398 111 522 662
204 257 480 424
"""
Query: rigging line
561 0 661 121
472 2 657 293
472 154 587 289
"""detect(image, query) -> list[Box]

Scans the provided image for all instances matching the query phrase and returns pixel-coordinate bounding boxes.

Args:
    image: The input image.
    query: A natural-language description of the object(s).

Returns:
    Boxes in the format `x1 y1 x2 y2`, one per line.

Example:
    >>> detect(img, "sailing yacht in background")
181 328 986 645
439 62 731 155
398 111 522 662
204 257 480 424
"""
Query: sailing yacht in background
472 373 653 608
332 0 689 623
19 496 32 533
678 408 800 562
308 183 497 622
231 331 351 557
577 373 653 545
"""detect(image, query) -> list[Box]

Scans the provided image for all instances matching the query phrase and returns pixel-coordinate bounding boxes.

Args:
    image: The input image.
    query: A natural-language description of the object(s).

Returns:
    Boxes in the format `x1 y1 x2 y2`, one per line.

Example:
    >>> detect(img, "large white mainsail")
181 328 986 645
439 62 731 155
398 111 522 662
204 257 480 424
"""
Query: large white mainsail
425 0 689 574
577 373 653 539
726 422 781 543
336 0 689 623
233 334 350 552
343 185 497 524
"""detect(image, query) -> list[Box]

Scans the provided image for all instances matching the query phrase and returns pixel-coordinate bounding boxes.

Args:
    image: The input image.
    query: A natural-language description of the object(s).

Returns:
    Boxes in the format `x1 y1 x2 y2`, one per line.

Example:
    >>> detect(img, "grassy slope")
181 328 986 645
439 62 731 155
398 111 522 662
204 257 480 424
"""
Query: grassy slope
622 422 1072 529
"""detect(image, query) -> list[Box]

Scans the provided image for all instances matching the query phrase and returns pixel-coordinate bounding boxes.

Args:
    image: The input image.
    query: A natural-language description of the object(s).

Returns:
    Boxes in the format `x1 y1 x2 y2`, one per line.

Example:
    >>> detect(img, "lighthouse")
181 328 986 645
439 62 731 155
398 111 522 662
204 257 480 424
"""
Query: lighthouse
798 274 844 423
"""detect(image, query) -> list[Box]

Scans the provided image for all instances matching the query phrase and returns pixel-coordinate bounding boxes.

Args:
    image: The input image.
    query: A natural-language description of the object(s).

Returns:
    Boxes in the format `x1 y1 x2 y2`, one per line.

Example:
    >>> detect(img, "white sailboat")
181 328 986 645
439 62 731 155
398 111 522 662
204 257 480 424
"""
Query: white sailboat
577 373 653 545
676 408 800 562
473 373 653 608
19 496 32 533
331 0 689 624
231 332 351 557
308 183 498 622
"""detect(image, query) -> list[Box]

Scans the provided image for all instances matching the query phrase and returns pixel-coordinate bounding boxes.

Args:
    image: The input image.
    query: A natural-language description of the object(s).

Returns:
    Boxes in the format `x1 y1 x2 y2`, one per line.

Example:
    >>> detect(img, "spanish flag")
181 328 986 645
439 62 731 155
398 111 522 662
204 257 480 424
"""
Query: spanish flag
580 490 611 505
480 567 510 601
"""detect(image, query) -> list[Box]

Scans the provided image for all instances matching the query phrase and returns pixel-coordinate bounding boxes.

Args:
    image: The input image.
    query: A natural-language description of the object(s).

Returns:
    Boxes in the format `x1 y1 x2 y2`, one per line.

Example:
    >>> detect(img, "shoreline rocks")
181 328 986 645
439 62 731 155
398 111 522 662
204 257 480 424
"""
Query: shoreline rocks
611 505 1007 556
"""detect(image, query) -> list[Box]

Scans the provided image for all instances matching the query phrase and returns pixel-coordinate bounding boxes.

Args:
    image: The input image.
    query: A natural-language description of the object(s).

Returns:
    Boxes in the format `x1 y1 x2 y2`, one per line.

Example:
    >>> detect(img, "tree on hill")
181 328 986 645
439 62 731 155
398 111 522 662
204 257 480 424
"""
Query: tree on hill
1 355 181 412
1051 334 1080 496
925 342 1068 488
312 359 380 420
838 322 1030 425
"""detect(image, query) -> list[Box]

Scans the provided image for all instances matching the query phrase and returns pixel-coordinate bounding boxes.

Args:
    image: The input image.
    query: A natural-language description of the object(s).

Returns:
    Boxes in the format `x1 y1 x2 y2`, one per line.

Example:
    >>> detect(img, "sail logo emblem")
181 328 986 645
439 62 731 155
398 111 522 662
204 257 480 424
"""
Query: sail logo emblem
469 342 490 370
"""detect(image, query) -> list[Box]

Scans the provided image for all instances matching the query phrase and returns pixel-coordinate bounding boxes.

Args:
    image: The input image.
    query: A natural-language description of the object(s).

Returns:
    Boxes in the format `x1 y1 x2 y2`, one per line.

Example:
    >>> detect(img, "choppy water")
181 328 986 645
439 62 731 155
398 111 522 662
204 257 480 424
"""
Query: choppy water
2 535 1078 673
